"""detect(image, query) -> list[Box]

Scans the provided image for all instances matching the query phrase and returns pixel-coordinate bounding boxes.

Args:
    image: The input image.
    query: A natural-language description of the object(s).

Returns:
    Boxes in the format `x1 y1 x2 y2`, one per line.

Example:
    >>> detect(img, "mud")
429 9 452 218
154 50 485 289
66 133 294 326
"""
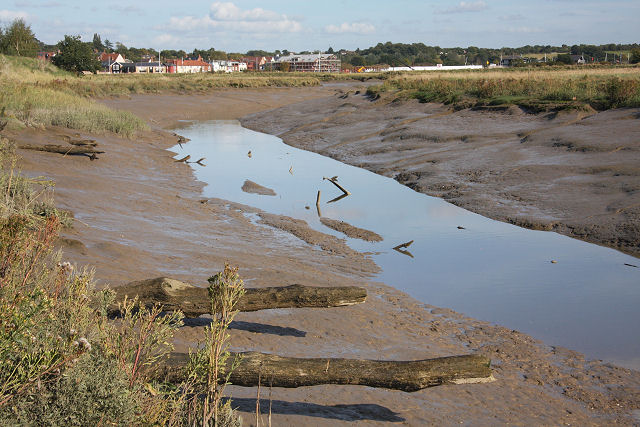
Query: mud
241 179 276 196
242 89 640 258
320 217 383 242
8 86 640 425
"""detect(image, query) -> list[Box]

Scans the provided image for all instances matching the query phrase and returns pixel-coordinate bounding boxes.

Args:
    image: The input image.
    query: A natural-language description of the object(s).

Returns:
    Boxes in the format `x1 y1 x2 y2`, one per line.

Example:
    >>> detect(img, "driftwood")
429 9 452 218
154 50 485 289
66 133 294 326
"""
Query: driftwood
392 240 414 250
316 190 322 216
109 277 367 317
159 351 493 391
323 176 351 196
175 155 191 163
18 144 104 156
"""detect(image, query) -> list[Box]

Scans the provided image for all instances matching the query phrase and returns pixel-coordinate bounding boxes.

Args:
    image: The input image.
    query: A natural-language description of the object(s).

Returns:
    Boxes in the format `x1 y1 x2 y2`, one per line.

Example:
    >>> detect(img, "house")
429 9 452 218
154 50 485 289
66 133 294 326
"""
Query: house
37 51 57 61
134 62 166 73
166 56 211 73
110 62 136 73
210 60 247 73
499 55 525 67
99 52 126 73
241 56 268 71
276 54 341 73
570 54 586 64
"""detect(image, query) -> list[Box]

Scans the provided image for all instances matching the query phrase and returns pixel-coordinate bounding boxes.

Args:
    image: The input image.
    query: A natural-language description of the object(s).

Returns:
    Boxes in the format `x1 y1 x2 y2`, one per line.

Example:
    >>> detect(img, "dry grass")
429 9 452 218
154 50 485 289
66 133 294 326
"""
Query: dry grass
368 66 640 111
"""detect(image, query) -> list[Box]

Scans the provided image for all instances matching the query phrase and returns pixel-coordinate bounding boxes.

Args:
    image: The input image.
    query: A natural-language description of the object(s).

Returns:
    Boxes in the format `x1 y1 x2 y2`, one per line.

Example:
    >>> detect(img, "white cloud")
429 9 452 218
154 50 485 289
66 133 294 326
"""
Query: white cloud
437 1 488 14
325 22 375 34
166 2 302 34
506 26 544 33
0 10 28 22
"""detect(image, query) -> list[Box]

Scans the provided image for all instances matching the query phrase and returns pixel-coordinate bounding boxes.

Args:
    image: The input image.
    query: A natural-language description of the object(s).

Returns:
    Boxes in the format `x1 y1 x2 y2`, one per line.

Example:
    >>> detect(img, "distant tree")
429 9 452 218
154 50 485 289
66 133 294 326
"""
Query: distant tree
630 48 640 64
350 56 365 67
327 46 334 54
0 18 38 57
92 33 104 52
279 62 290 72
104 39 113 52
53 35 101 74
556 53 573 65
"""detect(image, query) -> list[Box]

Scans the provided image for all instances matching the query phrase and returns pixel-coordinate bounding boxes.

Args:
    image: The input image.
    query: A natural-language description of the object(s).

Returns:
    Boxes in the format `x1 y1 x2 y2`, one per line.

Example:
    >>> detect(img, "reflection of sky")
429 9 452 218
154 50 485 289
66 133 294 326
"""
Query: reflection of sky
175 120 640 370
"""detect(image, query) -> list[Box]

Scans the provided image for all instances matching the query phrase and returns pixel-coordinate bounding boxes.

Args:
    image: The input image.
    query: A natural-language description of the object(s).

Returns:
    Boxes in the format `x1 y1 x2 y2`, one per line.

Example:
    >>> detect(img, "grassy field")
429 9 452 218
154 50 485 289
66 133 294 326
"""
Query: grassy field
0 55 365 136
367 66 640 111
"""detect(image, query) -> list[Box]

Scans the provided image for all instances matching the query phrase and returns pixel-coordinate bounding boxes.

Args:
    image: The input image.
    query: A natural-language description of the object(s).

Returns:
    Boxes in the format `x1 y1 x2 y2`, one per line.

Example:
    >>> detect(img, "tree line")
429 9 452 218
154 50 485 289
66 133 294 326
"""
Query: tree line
1 18 639 72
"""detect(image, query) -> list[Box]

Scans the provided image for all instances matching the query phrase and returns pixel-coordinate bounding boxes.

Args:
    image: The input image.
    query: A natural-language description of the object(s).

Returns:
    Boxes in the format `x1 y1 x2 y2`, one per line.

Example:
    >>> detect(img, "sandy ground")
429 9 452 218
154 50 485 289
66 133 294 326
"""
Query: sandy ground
242 88 640 258
7 85 640 426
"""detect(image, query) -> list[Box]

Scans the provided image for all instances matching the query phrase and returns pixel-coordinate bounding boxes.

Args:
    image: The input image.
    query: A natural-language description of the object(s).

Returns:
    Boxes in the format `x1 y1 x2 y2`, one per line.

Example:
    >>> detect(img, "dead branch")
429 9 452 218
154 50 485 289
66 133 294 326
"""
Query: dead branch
174 155 190 163
158 351 493 392
323 176 351 196
109 277 367 317
392 240 414 251
17 144 104 156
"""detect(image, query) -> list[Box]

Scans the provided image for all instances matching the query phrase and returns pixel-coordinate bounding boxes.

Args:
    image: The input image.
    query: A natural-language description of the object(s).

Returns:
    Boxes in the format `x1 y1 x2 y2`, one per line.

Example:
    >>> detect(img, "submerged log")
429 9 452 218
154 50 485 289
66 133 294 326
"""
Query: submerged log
110 277 367 317
160 351 493 391
18 144 104 156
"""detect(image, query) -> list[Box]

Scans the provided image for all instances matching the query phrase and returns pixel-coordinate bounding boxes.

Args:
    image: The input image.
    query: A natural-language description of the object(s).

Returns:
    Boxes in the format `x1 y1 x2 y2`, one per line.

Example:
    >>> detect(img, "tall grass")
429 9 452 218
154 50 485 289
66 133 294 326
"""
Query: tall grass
367 66 640 110
0 55 148 137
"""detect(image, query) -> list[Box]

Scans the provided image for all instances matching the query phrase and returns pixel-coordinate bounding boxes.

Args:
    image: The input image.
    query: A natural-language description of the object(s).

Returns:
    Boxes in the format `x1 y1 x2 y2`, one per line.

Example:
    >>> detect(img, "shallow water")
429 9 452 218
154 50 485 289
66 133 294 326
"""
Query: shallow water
173 120 640 370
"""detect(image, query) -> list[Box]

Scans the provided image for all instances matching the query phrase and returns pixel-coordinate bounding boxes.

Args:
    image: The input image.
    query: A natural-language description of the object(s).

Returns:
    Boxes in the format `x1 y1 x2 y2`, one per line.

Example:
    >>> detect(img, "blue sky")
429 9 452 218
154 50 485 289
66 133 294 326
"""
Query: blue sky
1 1 638 52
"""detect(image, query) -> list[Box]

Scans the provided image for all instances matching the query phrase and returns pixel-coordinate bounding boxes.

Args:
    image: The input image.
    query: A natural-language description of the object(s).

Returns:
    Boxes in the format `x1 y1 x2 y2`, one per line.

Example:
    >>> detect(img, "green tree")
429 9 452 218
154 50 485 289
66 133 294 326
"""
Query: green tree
630 48 640 64
556 53 573 65
53 35 101 74
92 33 103 52
104 39 113 52
0 18 38 57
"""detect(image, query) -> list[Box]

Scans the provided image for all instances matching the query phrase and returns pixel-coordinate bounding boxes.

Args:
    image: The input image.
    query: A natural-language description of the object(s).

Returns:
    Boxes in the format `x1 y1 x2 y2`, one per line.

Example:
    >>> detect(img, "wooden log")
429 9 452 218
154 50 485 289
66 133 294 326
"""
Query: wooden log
159 351 493 391
18 144 104 155
323 176 351 196
109 277 367 317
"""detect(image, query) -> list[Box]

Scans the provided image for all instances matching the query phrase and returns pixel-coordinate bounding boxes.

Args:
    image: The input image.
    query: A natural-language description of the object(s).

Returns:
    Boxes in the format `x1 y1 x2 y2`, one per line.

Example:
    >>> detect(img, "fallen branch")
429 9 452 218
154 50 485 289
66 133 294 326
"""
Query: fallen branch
174 155 190 163
316 190 322 216
392 240 414 251
109 277 367 317
17 144 104 156
323 176 351 196
159 351 493 392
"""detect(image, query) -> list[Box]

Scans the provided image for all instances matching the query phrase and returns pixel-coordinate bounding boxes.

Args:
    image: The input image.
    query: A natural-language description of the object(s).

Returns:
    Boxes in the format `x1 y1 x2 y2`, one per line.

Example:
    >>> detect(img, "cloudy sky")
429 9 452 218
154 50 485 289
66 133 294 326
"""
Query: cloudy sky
2 1 638 52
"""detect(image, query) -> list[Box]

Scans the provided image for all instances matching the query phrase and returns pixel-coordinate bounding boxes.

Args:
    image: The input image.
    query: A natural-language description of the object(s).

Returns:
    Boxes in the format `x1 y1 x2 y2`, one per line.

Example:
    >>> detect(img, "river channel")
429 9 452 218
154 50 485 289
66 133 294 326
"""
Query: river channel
172 120 639 370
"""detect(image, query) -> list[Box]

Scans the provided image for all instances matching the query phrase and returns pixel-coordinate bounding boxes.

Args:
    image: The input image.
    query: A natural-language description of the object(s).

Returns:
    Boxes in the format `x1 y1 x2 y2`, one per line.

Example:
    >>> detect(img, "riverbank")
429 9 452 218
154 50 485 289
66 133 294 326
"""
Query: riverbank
241 87 640 259
9 86 640 425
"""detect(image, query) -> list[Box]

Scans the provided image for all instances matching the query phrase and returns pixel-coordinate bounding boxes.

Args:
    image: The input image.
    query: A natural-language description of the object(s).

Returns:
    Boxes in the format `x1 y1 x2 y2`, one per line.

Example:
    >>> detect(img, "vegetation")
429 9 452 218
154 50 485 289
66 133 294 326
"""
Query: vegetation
0 19 38 58
0 138 244 425
366 67 640 111
53 35 101 74
0 55 147 137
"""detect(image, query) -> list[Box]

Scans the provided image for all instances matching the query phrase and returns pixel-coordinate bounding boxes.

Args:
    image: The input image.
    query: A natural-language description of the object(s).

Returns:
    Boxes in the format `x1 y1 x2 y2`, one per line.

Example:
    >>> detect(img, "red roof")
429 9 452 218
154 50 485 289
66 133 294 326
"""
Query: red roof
99 52 121 62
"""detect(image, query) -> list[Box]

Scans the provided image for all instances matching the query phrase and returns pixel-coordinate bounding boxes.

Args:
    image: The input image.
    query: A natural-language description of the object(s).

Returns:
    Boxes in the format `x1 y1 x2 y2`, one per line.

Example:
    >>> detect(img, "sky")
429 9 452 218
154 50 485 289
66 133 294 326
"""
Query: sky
1 1 638 53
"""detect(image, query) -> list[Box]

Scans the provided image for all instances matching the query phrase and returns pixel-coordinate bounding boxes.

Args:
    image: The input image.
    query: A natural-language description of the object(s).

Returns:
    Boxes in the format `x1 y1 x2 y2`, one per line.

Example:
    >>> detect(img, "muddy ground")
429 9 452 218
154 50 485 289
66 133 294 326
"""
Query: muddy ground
7 85 640 425
242 88 640 258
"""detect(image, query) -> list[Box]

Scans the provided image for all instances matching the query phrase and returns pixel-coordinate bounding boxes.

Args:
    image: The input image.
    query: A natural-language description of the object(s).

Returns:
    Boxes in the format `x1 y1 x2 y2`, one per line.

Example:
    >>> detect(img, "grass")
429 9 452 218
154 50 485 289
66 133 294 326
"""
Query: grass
366 66 640 111
0 136 244 425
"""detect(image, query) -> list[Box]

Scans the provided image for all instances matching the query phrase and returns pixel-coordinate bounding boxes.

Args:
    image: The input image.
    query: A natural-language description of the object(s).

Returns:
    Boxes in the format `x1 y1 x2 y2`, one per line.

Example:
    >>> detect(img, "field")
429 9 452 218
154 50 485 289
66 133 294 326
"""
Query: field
367 66 640 111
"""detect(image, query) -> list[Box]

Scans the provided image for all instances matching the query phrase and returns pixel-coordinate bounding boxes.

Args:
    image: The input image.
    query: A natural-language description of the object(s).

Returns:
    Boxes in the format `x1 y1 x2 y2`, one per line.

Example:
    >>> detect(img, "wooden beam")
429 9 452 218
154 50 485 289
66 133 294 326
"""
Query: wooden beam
109 277 367 317
159 351 493 392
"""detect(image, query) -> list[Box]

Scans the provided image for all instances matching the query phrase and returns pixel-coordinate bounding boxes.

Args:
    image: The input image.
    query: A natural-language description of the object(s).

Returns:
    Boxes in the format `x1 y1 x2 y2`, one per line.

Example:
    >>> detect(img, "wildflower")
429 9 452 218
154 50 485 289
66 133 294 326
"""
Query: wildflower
57 261 73 276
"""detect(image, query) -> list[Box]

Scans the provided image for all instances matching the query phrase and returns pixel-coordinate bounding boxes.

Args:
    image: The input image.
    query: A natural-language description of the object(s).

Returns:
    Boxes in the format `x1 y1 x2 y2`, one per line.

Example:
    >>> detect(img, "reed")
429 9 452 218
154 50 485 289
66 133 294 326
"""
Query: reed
367 66 640 111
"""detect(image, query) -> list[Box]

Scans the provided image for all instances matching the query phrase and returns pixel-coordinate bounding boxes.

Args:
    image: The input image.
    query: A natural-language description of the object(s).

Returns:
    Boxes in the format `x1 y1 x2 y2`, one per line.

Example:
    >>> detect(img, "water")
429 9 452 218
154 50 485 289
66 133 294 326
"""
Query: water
173 120 640 370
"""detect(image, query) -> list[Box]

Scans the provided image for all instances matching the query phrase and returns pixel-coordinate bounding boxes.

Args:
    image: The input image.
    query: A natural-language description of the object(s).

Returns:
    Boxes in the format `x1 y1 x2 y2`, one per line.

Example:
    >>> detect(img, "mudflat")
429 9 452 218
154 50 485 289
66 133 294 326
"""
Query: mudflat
242 87 640 258
9 85 640 425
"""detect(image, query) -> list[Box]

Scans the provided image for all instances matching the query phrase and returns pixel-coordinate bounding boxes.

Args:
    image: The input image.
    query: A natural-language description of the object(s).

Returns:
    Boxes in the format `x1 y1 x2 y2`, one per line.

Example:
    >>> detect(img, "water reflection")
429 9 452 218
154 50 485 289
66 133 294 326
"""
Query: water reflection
173 120 640 370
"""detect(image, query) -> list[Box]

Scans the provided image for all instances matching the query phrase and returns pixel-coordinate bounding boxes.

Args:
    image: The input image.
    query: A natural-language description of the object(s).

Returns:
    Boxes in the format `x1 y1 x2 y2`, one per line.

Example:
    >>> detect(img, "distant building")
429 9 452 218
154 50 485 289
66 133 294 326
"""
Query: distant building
134 62 166 73
570 54 586 64
37 51 57 61
276 54 341 73
499 55 525 67
166 56 212 73
99 52 126 73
